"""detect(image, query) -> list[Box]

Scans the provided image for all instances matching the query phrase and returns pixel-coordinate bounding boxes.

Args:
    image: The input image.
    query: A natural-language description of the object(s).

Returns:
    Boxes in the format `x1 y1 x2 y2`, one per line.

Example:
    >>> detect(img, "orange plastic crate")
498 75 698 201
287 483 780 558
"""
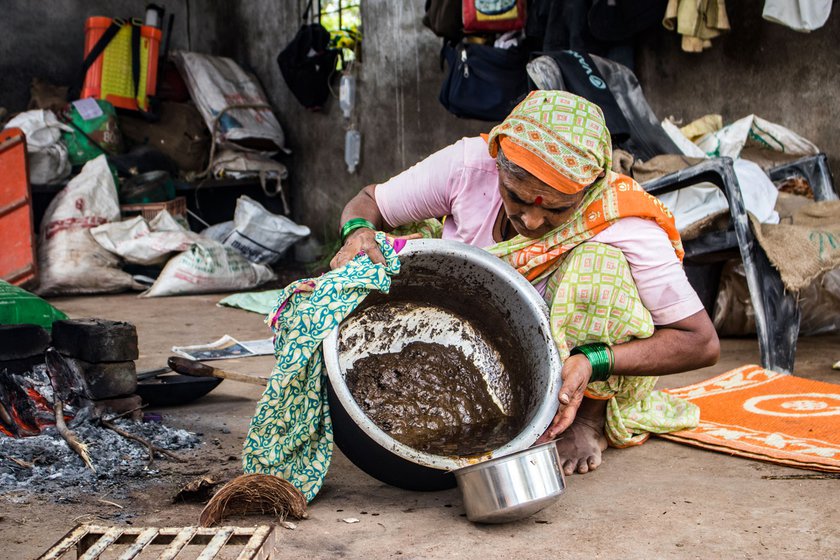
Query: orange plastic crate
0 128 37 287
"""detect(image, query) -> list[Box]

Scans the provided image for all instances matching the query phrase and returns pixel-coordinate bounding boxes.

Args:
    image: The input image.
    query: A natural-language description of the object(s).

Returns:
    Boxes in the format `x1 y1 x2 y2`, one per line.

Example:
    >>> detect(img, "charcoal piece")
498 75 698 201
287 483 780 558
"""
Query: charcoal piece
51 319 139 362
45 348 89 405
0 370 41 436
0 324 50 361
65 358 138 400
0 355 45 375
92 394 143 420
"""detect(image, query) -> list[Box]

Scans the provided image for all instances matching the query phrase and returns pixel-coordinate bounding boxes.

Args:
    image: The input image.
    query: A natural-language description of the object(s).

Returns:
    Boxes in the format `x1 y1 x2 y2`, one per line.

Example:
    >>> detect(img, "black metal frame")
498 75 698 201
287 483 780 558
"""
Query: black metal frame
642 154 837 374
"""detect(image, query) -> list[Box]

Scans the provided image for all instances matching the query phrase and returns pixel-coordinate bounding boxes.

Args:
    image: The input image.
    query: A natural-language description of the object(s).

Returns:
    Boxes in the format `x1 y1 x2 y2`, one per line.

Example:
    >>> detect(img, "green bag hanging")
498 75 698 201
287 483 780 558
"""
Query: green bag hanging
61 99 124 167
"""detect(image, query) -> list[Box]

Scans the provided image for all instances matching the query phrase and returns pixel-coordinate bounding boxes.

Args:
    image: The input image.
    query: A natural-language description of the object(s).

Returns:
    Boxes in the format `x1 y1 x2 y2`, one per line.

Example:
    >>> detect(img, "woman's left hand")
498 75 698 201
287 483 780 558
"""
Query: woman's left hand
536 353 592 443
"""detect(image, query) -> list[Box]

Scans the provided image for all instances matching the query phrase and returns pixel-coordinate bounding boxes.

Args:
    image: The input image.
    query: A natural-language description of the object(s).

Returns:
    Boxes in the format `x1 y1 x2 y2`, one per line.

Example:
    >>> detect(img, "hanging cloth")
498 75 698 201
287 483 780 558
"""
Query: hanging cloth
762 0 832 33
663 0 731 53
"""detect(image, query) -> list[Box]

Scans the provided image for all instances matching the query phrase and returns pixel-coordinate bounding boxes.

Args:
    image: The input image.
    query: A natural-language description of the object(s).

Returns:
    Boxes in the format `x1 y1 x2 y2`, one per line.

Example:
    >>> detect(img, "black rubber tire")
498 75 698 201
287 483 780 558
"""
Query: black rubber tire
65 357 138 400
51 319 139 362
0 324 50 361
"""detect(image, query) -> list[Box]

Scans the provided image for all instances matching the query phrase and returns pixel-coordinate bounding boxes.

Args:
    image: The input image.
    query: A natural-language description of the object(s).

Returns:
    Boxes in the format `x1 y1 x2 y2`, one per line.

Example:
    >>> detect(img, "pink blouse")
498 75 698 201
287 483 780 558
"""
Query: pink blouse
375 137 704 326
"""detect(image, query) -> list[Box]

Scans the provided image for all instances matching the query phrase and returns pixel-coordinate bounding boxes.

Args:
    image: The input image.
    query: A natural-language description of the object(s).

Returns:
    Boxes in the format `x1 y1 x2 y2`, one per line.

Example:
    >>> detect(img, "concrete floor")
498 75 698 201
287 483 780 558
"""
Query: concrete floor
1 291 839 559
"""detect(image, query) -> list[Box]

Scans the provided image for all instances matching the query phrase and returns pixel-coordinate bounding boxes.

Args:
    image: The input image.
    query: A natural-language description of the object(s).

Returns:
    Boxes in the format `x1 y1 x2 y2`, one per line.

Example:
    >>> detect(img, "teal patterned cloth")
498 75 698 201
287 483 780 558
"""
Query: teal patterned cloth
241 233 402 501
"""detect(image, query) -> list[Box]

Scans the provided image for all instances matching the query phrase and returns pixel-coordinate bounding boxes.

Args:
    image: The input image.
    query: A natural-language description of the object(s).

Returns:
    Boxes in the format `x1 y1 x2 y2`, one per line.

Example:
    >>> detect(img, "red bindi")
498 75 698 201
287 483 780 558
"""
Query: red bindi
533 196 543 206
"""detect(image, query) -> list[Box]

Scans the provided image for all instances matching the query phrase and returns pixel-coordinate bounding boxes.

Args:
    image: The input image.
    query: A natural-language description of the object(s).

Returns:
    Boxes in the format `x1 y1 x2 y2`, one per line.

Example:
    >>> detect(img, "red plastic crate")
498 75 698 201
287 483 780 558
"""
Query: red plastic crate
0 128 37 287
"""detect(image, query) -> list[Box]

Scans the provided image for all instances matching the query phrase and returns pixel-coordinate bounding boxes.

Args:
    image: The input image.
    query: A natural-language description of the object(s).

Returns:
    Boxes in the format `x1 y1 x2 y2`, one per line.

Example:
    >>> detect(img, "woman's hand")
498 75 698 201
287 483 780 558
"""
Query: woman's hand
536 353 592 443
330 228 384 269
330 229 424 269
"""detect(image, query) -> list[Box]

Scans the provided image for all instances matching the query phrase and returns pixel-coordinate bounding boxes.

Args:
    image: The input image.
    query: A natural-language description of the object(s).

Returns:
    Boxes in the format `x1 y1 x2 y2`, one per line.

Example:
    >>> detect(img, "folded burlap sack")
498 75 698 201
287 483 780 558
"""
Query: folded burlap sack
750 200 840 292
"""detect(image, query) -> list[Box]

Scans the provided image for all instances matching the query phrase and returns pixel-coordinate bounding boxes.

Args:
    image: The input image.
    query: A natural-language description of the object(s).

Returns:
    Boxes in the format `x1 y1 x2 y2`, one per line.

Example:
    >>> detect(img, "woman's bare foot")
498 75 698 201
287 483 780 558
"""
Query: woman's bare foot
555 397 608 475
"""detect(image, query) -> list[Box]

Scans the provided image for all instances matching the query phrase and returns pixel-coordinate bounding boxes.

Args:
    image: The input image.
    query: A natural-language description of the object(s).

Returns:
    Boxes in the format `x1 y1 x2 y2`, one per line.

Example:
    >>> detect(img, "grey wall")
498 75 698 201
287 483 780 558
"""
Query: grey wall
0 0 237 112
635 2 840 170
232 1 488 240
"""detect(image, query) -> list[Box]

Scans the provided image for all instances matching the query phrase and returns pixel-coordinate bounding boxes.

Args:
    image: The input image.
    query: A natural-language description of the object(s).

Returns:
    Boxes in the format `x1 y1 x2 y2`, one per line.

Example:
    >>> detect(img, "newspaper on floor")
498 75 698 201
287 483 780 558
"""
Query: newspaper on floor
171 335 274 361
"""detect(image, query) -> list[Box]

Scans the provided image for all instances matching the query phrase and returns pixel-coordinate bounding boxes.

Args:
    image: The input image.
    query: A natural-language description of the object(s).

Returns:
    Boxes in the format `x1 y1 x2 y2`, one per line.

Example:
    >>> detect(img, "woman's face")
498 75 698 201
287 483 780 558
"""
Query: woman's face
498 166 586 239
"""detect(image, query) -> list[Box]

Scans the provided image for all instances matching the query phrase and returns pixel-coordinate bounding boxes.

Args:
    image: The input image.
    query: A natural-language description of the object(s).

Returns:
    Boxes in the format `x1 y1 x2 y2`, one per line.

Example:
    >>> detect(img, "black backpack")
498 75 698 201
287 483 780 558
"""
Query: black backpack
277 1 340 110
423 0 463 39
439 41 529 122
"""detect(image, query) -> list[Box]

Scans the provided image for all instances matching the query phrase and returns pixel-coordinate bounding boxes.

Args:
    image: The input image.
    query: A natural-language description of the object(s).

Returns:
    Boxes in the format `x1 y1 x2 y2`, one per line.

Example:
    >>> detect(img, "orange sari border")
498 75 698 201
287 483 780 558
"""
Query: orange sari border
498 137 590 194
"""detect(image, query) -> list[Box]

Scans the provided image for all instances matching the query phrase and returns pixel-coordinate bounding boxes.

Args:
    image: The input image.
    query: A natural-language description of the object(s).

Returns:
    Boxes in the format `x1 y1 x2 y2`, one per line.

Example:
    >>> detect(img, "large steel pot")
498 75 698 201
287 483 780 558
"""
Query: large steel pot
323 239 562 491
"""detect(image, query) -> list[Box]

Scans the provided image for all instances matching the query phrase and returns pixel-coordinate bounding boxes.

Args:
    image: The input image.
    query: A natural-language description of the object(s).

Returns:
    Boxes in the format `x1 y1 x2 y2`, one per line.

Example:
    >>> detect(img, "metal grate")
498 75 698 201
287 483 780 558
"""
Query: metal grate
38 524 276 560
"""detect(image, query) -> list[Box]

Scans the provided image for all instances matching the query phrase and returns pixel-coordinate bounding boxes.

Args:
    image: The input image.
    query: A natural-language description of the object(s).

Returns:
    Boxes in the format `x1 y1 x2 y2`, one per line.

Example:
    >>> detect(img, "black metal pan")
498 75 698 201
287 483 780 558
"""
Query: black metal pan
136 367 222 407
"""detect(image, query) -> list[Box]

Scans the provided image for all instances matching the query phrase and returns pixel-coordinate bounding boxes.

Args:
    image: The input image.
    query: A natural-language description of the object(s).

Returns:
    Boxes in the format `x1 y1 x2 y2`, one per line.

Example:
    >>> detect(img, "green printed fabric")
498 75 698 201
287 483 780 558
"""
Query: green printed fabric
241 233 401 501
544 242 699 447
391 218 444 239
219 289 283 315
486 90 612 191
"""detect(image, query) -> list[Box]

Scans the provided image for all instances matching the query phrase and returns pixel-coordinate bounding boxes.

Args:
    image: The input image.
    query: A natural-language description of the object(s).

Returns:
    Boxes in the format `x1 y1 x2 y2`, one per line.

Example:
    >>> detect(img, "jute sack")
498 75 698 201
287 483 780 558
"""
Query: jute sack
119 102 210 172
714 261 840 336
750 200 840 292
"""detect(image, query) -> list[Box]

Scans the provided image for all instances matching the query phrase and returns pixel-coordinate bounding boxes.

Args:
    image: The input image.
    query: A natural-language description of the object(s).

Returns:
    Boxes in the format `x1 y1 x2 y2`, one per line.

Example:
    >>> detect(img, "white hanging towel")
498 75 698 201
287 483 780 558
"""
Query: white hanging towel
763 0 832 32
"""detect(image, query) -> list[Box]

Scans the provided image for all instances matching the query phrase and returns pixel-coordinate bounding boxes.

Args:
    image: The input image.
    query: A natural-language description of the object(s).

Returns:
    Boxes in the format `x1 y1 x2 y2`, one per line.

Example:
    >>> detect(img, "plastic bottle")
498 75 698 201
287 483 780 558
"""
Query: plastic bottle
345 129 361 174
144 4 164 28
339 75 356 119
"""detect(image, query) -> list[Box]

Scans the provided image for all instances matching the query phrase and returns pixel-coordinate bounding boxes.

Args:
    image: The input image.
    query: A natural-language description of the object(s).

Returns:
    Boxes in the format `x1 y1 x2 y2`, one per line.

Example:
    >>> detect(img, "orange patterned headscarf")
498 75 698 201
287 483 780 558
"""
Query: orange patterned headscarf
486 91 684 283
487 91 611 194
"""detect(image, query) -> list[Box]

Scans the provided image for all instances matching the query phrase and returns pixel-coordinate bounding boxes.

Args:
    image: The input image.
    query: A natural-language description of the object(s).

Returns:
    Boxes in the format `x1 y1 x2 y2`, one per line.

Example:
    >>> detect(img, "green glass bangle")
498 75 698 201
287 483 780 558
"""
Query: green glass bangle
340 218 376 243
570 343 614 382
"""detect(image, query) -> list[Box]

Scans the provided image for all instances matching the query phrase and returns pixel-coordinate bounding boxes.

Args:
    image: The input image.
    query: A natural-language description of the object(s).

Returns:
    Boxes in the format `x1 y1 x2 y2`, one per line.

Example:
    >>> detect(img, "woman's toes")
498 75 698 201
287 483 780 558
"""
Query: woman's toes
562 460 576 476
587 455 601 471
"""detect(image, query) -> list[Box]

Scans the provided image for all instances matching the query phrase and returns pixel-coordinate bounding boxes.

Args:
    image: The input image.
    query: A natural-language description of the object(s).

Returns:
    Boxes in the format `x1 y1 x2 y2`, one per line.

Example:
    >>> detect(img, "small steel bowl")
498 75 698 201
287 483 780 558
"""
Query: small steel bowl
454 441 566 523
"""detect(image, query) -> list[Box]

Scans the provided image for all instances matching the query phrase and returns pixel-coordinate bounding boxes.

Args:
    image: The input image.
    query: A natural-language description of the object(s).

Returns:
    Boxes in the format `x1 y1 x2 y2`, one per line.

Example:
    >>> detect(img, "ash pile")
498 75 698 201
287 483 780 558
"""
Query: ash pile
0 320 199 497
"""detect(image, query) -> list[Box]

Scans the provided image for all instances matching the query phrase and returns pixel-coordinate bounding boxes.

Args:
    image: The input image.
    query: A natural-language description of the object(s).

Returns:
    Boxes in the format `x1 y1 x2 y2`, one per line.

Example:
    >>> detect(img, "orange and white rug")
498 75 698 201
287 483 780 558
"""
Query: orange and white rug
660 365 840 472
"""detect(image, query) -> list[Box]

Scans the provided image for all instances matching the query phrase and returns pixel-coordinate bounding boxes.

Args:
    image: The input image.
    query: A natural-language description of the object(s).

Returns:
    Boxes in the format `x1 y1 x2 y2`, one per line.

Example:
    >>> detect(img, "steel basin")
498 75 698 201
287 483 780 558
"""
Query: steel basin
323 238 562 490
454 440 566 523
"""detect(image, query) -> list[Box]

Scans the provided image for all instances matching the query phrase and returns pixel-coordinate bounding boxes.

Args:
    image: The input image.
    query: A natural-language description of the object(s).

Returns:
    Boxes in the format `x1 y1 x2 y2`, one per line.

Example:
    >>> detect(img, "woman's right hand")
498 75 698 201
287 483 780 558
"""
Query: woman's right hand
330 229 423 269
330 228 384 269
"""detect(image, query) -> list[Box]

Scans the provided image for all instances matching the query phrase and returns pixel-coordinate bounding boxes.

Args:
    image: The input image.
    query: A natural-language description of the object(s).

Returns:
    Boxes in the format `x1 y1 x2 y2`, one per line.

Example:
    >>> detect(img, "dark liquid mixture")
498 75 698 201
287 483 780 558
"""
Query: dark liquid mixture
345 341 519 456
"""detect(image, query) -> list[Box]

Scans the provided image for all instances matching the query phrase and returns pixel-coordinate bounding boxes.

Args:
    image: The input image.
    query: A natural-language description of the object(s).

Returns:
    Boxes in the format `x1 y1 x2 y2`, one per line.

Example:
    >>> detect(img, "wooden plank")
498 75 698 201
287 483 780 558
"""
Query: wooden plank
157 527 197 560
38 524 273 560
37 525 90 560
78 527 124 560
189 527 259 546
154 526 258 536
195 527 235 560
198 526 257 536
235 525 275 560
115 527 159 560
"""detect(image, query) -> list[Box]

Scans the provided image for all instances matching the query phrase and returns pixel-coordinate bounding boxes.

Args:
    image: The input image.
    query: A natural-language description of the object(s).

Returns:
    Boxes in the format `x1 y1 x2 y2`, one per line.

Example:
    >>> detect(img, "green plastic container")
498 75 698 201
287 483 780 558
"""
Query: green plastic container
62 99 124 167
0 280 68 331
